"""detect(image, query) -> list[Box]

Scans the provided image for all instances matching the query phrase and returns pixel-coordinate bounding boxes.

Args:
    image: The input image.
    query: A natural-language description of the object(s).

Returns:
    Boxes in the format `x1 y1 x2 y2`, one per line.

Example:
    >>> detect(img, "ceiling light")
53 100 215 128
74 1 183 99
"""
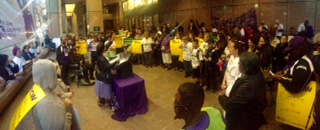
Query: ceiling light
65 4 75 13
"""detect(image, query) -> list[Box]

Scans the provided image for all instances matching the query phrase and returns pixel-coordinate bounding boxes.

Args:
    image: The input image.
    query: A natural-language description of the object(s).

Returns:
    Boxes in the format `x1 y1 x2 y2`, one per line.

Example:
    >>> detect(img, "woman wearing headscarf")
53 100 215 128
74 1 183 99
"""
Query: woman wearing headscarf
29 59 81 130
95 43 117 106
219 52 267 130
12 47 26 73
22 45 35 61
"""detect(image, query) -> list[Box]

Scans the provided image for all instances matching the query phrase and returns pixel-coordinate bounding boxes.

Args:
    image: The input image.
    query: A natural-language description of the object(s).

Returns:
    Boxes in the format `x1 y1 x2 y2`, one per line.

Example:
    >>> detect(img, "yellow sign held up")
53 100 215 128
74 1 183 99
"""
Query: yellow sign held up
276 81 317 129
10 84 46 130
132 40 142 54
113 35 124 48
170 39 182 56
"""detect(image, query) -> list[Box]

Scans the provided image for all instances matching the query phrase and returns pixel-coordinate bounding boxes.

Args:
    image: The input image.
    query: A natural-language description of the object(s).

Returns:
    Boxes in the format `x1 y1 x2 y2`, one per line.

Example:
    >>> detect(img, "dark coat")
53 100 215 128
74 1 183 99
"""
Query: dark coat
258 44 273 67
219 73 267 130
56 45 70 66
274 43 288 71
22 51 34 61
95 55 116 84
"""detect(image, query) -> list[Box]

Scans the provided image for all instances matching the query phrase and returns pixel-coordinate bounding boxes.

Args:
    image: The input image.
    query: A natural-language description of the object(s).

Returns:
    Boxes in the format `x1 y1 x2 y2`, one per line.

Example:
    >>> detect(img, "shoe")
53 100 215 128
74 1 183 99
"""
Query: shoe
179 69 184 72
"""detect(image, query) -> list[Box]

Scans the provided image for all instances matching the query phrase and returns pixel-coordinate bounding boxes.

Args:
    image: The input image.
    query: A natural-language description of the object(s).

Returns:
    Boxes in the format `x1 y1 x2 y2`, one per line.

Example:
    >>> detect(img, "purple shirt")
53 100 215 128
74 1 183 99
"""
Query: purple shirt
185 112 209 130
161 37 172 53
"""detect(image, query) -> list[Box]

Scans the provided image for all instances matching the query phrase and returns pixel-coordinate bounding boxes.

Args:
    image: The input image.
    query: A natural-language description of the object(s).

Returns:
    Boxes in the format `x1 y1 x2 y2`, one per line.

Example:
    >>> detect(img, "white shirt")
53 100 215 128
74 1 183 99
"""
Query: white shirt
225 55 240 97
191 48 203 68
182 42 193 61
297 23 306 32
226 73 242 97
142 37 153 52
240 28 245 37
29 48 37 56
275 23 284 37
12 56 26 73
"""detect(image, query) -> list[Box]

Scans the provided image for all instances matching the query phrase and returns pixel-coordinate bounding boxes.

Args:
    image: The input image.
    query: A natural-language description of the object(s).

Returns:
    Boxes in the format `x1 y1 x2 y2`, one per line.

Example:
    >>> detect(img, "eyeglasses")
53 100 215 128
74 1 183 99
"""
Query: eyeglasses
174 104 190 111
174 100 190 111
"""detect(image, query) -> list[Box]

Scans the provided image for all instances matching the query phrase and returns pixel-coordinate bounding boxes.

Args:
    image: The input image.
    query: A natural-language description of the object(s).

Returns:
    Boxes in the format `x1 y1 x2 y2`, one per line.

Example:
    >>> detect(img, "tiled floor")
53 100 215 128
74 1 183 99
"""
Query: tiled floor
0 56 291 130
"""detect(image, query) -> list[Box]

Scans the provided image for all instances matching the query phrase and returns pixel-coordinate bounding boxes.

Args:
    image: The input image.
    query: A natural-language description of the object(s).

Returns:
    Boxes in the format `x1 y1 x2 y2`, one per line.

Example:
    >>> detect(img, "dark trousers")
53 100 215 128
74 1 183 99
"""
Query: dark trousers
205 66 218 91
61 64 70 84
136 54 144 65
172 55 179 69
90 52 97 77
143 51 152 65
154 49 163 66
81 63 92 80
183 60 192 76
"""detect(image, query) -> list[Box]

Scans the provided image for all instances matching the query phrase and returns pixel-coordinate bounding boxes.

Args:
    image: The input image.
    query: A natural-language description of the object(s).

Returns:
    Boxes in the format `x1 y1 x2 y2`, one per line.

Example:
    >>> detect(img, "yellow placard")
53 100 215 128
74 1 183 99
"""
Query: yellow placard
132 40 142 54
276 81 317 129
113 35 124 48
76 40 88 55
170 39 182 56
10 84 46 130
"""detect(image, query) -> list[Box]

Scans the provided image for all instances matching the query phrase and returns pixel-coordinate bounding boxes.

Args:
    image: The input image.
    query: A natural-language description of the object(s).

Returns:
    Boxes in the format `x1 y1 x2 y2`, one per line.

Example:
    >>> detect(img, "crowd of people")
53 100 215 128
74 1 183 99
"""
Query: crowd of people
1 11 320 129
122 18 320 129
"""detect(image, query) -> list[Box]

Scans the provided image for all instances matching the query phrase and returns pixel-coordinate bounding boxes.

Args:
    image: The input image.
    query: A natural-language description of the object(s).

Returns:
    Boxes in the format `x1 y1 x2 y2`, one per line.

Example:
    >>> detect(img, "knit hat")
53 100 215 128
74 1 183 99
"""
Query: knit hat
12 47 20 56
284 36 306 52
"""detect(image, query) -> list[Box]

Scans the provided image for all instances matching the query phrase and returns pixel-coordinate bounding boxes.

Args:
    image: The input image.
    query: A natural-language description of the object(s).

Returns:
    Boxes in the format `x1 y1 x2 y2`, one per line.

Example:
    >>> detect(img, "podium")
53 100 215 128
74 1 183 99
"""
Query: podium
111 74 148 121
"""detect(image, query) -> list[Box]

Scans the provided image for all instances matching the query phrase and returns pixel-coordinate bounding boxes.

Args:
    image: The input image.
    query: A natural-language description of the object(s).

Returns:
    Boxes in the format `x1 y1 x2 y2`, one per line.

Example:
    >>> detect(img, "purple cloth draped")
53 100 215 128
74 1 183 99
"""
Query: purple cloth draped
111 74 148 121
95 80 112 99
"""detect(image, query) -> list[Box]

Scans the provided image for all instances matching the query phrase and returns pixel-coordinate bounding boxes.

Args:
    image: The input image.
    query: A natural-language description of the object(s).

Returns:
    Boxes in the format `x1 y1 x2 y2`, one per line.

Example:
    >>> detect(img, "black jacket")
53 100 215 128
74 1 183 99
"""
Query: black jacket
257 44 273 67
95 55 116 84
219 73 267 130
56 45 70 66
274 43 288 71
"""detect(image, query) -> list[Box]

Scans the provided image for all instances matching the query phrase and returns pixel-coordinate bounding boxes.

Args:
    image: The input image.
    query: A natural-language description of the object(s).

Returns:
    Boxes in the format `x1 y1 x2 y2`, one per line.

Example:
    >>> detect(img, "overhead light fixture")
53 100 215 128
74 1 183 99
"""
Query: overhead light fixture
65 4 75 13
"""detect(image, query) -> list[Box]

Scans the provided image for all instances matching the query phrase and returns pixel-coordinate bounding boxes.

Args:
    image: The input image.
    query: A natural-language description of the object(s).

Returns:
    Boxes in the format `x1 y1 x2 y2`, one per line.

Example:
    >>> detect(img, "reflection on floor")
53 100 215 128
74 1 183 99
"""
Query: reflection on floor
0 64 288 130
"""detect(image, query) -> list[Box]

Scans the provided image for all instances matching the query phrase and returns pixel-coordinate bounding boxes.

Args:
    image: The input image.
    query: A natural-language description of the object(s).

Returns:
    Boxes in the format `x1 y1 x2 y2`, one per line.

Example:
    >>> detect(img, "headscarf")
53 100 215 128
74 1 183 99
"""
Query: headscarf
12 47 20 56
32 59 57 91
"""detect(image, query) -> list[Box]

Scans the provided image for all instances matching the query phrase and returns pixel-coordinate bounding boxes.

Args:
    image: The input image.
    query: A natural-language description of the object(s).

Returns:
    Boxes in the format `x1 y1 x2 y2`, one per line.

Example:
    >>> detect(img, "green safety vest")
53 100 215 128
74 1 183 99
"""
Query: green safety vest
201 107 226 130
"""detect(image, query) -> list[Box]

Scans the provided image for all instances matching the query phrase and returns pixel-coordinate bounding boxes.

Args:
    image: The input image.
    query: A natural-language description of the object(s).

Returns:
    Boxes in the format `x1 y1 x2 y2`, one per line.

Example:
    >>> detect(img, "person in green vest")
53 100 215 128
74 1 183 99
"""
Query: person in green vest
174 82 225 130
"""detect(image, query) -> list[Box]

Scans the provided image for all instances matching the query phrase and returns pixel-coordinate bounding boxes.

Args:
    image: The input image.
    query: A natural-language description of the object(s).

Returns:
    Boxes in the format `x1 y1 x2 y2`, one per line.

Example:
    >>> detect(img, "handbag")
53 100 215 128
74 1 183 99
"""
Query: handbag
260 65 273 82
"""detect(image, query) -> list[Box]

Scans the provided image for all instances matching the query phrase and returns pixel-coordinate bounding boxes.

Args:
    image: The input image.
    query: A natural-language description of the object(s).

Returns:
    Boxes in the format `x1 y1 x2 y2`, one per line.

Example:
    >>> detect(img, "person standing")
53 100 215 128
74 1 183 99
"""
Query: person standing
88 37 100 80
161 30 173 70
274 19 284 39
181 36 193 78
95 43 117 106
191 39 203 86
142 32 154 67
219 52 267 130
57 36 71 85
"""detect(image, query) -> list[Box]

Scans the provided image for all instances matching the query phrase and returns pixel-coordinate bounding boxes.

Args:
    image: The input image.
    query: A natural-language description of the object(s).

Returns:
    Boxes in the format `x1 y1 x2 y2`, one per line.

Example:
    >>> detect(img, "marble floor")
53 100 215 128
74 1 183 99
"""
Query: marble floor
0 58 293 130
